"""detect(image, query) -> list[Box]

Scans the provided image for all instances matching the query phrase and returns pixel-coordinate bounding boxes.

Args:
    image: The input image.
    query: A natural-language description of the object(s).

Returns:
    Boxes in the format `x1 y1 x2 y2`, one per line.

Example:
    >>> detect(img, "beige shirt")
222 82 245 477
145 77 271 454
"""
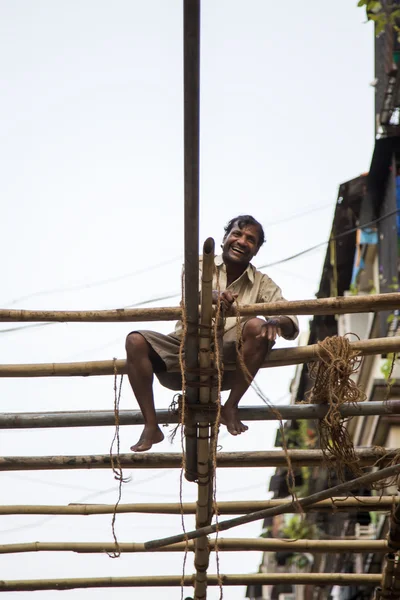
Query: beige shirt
175 255 299 340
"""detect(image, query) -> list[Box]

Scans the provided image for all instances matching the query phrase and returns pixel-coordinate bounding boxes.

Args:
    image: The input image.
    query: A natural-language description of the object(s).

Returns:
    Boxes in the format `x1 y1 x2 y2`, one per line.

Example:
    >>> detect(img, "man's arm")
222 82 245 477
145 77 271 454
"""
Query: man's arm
257 274 299 341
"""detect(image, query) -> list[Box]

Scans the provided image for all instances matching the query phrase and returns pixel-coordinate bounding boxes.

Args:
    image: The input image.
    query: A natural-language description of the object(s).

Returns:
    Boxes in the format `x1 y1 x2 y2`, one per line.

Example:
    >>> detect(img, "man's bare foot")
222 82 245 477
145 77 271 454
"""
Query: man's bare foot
130 425 164 452
221 406 249 436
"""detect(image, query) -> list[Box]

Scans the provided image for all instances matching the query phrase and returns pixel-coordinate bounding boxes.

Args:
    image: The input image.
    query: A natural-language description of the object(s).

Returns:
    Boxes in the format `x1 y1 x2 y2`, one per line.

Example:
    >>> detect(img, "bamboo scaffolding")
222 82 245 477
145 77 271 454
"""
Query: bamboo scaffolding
0 573 382 591
0 538 391 555
0 496 398 515
194 237 214 598
144 462 400 549
2 335 399 377
2 291 400 323
0 447 396 472
2 400 399 429
182 0 201 485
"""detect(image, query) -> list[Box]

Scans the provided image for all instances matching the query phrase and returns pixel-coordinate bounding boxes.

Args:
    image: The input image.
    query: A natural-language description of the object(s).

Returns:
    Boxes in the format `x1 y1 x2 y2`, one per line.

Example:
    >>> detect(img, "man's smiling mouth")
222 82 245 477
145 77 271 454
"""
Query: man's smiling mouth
231 245 246 255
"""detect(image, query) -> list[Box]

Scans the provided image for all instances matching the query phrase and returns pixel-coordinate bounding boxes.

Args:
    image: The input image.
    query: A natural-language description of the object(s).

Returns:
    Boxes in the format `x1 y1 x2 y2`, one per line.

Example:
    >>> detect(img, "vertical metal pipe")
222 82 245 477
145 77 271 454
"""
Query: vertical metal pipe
183 0 201 481
194 238 215 600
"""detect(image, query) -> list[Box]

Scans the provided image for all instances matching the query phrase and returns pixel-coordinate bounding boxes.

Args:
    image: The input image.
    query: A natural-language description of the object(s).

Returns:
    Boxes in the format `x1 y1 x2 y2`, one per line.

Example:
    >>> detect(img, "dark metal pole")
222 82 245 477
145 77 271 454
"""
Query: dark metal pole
183 0 201 482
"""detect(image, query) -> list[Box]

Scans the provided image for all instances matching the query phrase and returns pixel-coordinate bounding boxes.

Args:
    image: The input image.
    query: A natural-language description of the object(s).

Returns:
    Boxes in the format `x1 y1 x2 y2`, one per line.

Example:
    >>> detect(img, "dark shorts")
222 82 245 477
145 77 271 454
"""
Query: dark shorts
129 323 274 391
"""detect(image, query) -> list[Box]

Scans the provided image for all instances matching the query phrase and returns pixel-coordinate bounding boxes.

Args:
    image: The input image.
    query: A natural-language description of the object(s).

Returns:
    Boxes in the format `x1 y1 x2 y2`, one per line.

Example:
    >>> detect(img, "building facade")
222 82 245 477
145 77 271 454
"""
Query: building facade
247 7 400 600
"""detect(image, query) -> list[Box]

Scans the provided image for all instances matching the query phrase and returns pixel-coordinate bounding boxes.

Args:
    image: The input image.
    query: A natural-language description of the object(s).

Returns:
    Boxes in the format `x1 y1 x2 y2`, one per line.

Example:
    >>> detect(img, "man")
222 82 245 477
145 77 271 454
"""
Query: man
126 215 299 452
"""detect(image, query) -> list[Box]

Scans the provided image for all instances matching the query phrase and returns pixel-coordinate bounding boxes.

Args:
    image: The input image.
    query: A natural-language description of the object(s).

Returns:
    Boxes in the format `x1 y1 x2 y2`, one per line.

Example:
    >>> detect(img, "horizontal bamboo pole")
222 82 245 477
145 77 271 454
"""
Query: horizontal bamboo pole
1 336 400 377
1 496 398 516
0 538 390 555
0 447 395 472
0 573 382 591
2 292 400 323
145 462 400 549
2 400 399 429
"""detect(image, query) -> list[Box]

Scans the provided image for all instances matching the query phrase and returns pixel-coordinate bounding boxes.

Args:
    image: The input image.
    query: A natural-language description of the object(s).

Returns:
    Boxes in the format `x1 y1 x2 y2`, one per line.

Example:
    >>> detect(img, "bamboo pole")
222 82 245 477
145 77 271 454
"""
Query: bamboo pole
0 447 396 472
0 538 391 555
2 336 400 377
0 573 382 591
144 462 400 549
0 496 398 515
2 291 400 323
193 237 215 599
2 400 400 429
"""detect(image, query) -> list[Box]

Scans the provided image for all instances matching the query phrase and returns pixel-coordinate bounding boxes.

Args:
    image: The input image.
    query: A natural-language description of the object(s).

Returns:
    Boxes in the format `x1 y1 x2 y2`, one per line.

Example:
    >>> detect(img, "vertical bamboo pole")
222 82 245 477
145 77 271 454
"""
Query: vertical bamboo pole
183 0 201 482
194 238 215 600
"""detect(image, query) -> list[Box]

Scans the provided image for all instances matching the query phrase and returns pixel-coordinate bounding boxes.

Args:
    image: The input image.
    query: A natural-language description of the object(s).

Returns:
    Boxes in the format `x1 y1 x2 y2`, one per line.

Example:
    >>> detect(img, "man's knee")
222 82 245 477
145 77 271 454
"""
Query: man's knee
125 332 148 357
242 318 272 352
242 317 266 339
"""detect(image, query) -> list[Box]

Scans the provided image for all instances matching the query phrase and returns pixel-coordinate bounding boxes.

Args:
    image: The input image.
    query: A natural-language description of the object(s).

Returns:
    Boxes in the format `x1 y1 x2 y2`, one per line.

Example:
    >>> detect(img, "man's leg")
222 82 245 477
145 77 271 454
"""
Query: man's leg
125 332 165 452
221 318 271 436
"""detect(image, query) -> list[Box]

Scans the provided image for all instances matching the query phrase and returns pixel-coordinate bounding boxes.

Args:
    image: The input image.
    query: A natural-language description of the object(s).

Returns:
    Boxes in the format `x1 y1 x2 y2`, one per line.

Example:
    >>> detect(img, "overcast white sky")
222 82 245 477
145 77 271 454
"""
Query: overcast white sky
0 1 374 598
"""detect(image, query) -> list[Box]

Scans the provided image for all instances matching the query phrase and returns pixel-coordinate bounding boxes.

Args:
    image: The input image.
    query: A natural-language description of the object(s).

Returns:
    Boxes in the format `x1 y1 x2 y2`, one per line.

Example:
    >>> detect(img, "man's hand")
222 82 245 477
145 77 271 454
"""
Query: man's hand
258 318 282 341
212 290 238 311
258 316 295 341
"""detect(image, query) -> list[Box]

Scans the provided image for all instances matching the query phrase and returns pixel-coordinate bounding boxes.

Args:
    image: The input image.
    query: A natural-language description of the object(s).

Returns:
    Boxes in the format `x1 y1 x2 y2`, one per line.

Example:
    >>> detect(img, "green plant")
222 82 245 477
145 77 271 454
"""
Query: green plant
260 526 273 539
381 352 397 383
287 553 312 570
282 515 318 540
349 283 359 296
369 511 378 526
358 1 400 36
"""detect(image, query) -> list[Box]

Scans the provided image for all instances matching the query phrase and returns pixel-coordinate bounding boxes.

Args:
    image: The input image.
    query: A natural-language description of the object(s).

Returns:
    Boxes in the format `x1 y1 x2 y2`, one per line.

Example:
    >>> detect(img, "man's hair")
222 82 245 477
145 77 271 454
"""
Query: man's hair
223 215 265 248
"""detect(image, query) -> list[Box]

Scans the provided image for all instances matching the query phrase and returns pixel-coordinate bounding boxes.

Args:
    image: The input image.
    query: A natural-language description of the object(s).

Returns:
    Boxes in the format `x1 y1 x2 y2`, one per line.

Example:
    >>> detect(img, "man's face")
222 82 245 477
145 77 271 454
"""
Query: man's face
222 221 260 266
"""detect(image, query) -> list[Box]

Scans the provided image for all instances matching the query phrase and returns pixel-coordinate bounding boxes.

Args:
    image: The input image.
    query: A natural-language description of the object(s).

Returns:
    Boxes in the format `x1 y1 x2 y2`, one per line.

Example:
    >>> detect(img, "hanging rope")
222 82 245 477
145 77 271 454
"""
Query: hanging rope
306 335 366 483
233 302 301 512
108 361 128 558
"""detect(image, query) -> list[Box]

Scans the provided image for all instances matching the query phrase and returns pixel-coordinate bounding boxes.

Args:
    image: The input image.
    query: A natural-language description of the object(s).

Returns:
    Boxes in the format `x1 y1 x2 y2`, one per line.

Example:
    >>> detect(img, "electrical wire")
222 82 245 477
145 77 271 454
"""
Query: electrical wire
1 255 182 308
266 202 332 227
2 207 399 337
259 206 400 270
0 200 336 309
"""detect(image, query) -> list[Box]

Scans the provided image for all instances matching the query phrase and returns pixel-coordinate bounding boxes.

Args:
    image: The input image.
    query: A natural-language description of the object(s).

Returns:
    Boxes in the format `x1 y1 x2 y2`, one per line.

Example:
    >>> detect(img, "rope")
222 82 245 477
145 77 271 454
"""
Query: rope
233 301 301 514
108 360 128 558
307 335 366 484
